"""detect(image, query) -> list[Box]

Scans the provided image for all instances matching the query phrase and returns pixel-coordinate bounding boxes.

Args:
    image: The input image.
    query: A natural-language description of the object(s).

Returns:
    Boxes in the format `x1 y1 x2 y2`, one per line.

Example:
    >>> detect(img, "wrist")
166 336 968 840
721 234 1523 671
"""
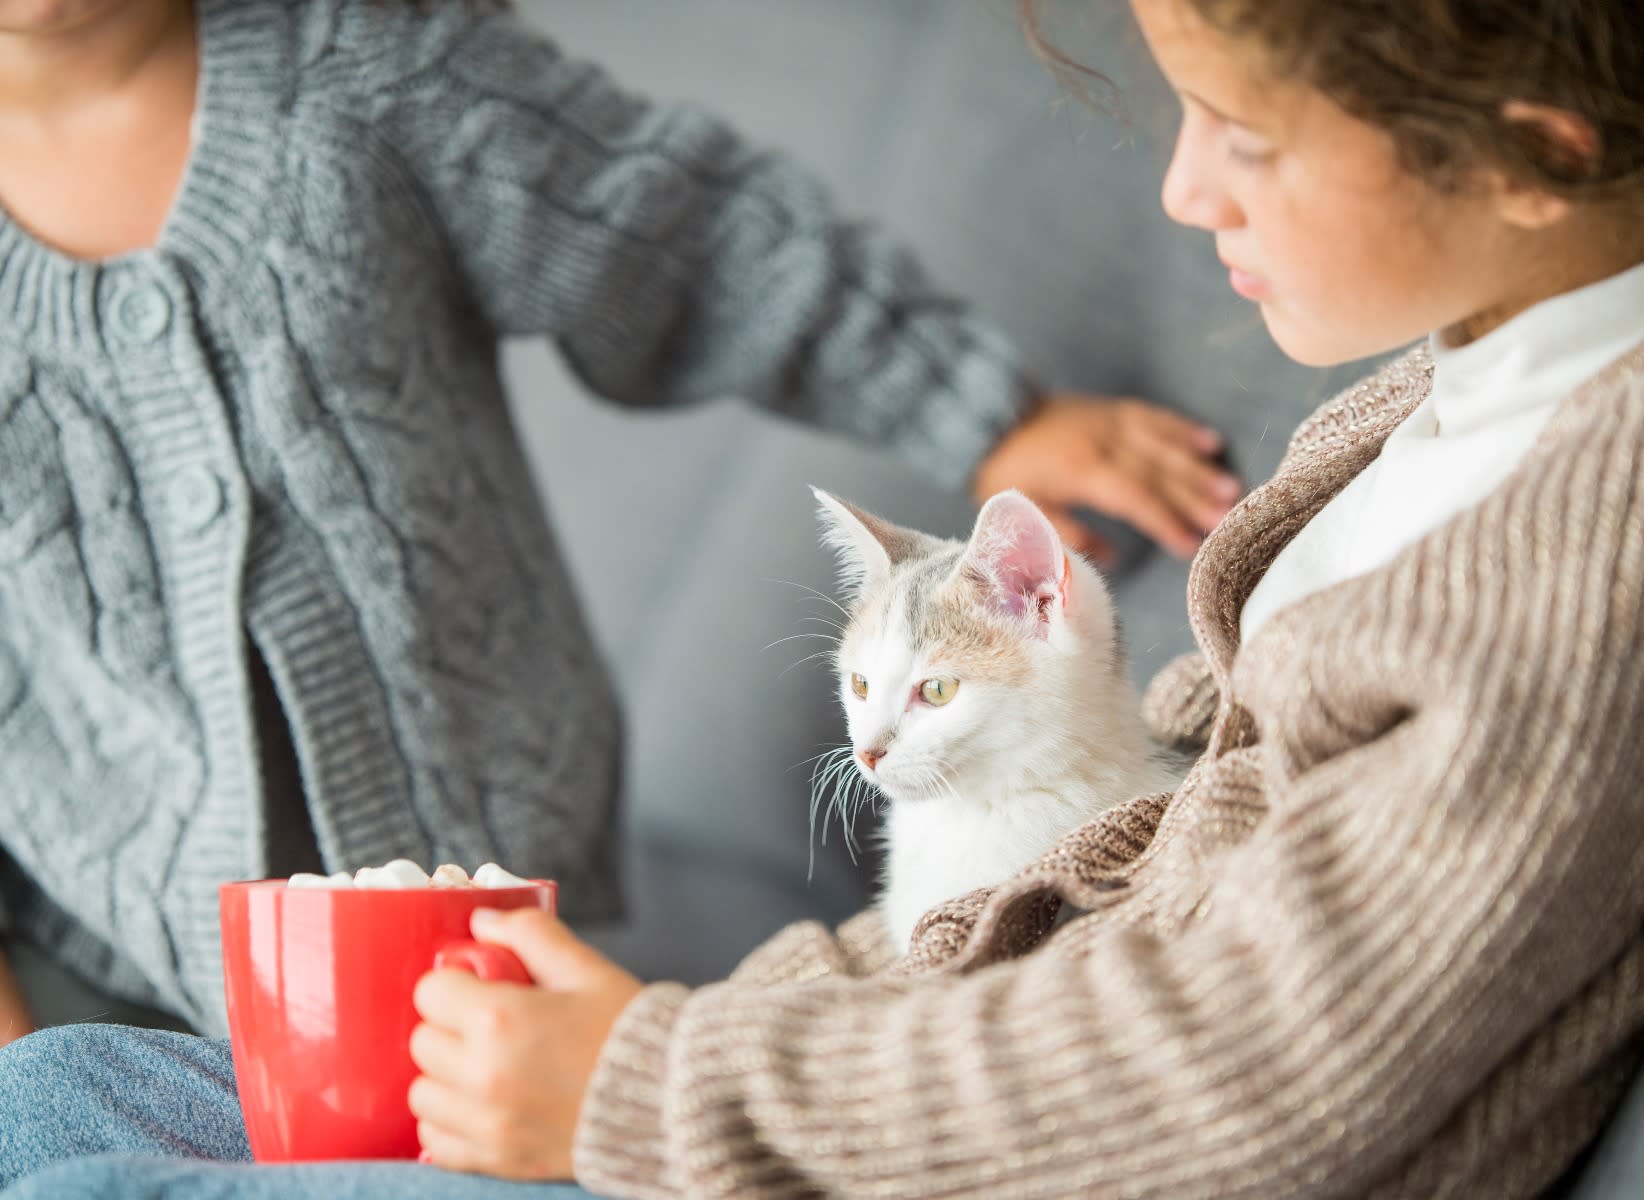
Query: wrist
573 982 689 1192
972 388 1051 502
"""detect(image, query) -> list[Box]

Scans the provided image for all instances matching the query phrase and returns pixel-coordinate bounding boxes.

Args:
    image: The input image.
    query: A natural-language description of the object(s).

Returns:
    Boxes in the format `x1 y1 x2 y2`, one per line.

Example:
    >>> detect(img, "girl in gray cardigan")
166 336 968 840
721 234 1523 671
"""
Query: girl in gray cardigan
0 0 1237 1041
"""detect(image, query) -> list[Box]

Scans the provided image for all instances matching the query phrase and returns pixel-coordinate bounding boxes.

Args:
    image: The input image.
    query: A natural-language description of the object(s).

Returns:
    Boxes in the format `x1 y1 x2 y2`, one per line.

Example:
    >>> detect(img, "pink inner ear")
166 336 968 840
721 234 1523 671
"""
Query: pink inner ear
974 495 1063 628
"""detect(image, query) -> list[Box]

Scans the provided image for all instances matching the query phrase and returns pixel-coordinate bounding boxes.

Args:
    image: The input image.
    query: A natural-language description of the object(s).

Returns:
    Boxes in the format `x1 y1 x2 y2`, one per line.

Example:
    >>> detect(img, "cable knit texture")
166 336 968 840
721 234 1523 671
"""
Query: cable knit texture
0 0 1033 1033
575 342 1644 1199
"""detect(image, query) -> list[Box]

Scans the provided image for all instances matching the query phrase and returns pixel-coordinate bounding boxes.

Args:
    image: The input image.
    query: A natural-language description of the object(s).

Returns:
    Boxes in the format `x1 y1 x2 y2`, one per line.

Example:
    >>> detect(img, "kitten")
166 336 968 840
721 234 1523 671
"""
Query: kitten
812 487 1184 952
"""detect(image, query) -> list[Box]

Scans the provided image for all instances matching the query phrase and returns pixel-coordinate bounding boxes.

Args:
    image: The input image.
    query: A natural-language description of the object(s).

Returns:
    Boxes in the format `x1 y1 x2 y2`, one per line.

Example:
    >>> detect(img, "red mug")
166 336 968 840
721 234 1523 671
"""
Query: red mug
219 876 557 1162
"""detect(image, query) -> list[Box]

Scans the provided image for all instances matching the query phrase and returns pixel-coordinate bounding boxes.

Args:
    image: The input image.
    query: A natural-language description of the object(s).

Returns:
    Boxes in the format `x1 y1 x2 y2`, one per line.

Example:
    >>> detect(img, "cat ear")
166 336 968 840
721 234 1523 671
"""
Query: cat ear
812 487 926 602
959 490 1068 636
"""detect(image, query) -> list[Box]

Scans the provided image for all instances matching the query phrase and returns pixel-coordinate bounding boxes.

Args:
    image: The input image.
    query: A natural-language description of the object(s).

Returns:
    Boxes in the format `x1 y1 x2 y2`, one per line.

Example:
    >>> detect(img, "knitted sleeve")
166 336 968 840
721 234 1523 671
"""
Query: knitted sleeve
1141 650 1218 753
573 386 1644 1198
726 909 899 987
349 3 1035 491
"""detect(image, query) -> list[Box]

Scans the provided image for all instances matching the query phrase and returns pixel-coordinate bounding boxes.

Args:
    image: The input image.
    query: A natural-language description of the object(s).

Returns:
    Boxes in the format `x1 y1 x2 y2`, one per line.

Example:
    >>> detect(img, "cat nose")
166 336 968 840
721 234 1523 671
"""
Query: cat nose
857 746 887 771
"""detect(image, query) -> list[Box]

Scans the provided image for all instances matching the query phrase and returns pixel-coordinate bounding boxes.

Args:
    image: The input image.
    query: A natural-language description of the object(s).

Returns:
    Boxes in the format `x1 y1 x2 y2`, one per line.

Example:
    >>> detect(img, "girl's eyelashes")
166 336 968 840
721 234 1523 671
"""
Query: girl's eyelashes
1225 132 1277 166
1178 91 1275 163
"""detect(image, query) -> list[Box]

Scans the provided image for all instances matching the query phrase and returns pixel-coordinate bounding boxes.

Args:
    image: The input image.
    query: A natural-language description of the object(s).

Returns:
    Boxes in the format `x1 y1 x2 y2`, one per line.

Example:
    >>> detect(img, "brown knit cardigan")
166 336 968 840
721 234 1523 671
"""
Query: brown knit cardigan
575 343 1644 1199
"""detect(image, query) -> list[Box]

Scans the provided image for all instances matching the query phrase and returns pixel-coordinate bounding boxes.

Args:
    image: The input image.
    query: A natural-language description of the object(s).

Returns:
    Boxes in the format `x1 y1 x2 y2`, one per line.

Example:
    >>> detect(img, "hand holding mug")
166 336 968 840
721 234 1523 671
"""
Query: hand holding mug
410 907 643 1181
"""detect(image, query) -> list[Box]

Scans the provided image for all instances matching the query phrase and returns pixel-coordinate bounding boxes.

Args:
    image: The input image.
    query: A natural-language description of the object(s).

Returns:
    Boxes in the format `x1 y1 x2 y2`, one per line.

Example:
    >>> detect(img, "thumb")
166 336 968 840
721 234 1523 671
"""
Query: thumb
470 907 603 988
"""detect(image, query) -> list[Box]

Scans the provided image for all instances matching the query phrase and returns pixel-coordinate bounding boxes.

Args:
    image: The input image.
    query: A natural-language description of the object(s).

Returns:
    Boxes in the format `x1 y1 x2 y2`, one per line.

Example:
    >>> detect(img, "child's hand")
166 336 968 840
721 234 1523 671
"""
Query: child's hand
409 909 642 1181
974 394 1241 563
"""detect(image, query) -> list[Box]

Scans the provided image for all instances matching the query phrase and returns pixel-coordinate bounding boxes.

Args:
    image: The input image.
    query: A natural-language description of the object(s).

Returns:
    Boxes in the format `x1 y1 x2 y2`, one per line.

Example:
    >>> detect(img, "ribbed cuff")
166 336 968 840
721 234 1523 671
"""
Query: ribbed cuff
574 982 691 1200
908 368 1041 496
726 919 850 986
1142 650 1220 752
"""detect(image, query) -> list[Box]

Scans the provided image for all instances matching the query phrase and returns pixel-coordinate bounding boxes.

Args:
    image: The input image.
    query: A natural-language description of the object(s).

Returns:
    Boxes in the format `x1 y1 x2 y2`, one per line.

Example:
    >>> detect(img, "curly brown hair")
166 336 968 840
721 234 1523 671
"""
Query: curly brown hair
1019 0 1644 201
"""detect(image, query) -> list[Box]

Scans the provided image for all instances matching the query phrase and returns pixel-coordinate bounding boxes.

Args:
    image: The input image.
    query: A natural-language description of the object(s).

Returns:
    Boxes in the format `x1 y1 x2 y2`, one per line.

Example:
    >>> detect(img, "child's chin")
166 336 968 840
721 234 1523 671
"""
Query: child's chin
1266 311 1410 369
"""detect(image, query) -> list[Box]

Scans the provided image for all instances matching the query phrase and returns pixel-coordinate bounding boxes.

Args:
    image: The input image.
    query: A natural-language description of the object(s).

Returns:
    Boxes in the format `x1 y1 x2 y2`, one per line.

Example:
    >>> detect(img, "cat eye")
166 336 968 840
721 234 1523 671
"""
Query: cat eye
849 672 869 699
920 677 960 706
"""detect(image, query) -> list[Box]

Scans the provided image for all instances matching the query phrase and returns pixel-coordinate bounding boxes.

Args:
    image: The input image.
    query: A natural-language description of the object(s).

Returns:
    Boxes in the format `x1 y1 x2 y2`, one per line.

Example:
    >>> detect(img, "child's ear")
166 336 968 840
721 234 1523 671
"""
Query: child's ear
957 490 1067 636
1495 100 1599 229
811 487 926 603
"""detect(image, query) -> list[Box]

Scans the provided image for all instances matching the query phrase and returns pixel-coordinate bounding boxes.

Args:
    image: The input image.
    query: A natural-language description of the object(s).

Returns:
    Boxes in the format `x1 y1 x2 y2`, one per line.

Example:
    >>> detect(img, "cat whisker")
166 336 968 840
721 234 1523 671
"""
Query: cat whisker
807 745 866 879
761 577 851 620
793 745 847 770
933 767 965 809
816 749 882 871
776 648 844 681
762 631 839 654
842 769 881 857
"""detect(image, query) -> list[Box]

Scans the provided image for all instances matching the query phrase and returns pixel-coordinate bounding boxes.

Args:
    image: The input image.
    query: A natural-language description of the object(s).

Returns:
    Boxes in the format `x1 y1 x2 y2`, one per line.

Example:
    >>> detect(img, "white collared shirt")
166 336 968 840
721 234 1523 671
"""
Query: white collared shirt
1241 259 1644 644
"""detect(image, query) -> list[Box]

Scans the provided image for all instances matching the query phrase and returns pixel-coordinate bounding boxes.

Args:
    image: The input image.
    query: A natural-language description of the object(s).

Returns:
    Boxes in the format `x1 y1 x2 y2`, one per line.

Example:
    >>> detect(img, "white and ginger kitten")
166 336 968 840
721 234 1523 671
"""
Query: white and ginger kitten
813 487 1183 952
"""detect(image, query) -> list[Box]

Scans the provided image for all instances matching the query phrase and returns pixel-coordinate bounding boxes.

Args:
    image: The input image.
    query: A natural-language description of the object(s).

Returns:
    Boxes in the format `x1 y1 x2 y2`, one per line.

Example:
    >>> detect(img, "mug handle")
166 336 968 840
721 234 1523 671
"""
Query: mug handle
432 940 531 984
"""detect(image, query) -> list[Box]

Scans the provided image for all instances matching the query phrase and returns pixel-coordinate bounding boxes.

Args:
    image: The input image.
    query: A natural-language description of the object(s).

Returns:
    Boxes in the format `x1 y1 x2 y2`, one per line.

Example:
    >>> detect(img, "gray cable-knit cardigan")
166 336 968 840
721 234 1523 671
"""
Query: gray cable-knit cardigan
576 343 1644 1199
0 0 1031 1034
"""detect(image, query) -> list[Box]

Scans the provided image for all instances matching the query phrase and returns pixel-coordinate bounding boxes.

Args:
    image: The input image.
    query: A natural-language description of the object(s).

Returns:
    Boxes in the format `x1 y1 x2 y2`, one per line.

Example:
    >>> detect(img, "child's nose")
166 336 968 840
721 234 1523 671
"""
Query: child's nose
1161 128 1240 232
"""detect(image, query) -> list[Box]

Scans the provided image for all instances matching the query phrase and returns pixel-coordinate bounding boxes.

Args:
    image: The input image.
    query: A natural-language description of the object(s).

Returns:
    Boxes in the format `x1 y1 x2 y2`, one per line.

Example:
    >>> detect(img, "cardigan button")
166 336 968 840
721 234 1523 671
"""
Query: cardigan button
167 465 224 534
111 284 172 344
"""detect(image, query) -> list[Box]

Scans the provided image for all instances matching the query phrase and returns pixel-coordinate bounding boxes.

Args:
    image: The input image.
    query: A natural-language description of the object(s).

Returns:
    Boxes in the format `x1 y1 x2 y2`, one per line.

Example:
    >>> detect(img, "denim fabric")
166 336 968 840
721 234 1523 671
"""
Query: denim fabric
0 1026 604 1199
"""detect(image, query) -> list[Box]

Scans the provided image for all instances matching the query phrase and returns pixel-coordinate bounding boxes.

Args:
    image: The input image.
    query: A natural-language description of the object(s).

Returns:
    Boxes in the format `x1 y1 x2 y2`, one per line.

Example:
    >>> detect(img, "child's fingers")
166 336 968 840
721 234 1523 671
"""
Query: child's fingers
417 1106 570 1181
1147 432 1243 502
1139 439 1242 531
416 1117 488 1174
1132 402 1225 454
408 1075 482 1141
408 1019 468 1084
470 908 609 989
412 966 499 1029
1079 472 1203 559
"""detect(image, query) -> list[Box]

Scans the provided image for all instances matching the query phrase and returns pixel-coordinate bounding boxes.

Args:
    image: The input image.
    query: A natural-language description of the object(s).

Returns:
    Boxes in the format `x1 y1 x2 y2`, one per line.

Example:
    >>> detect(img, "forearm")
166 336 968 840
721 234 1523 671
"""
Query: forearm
371 8 1036 489
727 909 898 987
0 944 36 1048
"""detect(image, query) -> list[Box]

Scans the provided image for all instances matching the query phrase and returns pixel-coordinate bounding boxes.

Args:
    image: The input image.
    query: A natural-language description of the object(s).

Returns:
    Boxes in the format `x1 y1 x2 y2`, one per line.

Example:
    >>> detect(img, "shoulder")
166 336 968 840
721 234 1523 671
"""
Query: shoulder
284 0 595 120
1540 337 1644 453
1532 340 1644 535
281 0 688 187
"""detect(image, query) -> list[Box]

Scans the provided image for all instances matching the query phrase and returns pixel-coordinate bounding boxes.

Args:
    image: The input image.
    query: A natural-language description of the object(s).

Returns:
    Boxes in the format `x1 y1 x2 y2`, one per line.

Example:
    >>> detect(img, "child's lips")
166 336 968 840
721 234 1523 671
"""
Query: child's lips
1222 260 1271 300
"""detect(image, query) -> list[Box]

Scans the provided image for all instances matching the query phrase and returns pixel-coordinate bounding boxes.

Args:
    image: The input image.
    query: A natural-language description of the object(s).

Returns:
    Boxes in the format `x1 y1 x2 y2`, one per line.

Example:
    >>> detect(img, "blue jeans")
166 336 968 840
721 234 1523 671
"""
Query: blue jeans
0 1026 605 1199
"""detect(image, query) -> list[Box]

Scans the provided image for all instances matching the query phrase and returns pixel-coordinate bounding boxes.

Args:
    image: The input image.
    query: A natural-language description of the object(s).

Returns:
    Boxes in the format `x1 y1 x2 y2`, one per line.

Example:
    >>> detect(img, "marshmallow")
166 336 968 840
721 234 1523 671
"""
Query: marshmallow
353 859 431 889
473 862 531 889
287 872 351 889
283 860 530 889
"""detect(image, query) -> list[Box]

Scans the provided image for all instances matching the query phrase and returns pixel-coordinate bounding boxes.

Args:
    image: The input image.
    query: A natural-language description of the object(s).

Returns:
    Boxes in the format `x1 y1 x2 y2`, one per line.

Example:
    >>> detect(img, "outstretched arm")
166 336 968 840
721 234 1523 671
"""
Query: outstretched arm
345 3 1239 544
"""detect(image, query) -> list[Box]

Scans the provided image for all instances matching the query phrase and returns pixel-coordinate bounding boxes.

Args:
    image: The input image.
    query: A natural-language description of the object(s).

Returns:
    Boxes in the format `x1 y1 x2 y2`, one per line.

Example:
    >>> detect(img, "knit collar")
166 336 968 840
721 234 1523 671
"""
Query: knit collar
0 0 292 354
1185 347 1432 719
1188 333 1644 746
